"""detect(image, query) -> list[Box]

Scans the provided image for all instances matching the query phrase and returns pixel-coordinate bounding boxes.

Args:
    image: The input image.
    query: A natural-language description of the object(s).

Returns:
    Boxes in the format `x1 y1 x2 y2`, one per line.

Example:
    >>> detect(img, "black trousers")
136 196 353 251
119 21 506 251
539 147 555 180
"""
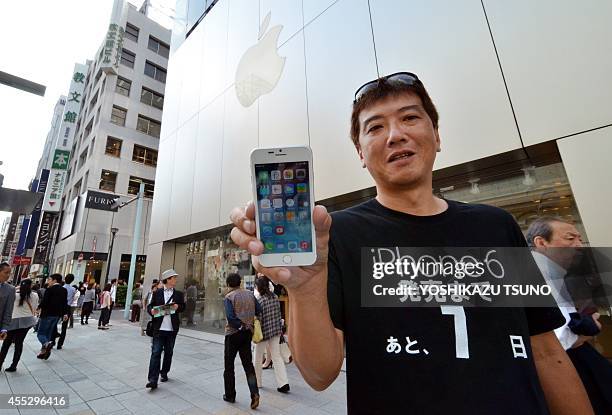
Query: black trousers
99 308 111 327
567 343 612 415
81 302 93 323
223 329 259 399
55 317 69 347
0 327 31 368
147 330 177 383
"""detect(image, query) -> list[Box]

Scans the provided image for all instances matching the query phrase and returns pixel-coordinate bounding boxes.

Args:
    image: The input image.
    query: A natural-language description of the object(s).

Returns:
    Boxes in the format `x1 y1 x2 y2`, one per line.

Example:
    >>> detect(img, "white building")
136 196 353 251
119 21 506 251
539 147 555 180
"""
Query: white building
146 0 612 335
50 0 171 285
35 97 67 179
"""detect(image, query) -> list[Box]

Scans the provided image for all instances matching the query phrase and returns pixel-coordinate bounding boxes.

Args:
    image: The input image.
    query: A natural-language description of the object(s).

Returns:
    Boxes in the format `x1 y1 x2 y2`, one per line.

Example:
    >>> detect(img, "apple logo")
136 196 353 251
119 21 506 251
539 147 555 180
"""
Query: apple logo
235 12 286 107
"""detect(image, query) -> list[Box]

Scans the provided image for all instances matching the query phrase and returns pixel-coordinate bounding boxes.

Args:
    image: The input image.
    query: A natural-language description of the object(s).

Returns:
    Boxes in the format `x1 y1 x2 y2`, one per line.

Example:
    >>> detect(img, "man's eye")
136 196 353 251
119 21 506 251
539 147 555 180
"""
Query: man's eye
367 125 382 133
403 115 418 122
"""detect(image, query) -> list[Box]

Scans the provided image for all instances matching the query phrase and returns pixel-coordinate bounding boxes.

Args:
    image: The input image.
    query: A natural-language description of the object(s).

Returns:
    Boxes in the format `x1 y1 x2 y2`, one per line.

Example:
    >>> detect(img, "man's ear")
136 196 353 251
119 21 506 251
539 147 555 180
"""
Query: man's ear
357 145 366 168
435 128 441 152
533 236 547 249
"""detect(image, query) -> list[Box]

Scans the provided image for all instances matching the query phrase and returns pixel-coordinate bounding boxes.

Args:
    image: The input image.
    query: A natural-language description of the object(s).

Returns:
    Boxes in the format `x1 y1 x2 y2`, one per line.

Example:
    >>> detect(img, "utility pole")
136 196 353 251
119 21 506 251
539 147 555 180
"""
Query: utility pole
124 182 144 320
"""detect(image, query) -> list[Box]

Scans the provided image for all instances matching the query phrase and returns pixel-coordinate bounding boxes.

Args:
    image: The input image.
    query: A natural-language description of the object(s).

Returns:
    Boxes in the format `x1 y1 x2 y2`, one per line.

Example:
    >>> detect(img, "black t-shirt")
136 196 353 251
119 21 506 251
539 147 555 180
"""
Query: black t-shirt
327 199 564 415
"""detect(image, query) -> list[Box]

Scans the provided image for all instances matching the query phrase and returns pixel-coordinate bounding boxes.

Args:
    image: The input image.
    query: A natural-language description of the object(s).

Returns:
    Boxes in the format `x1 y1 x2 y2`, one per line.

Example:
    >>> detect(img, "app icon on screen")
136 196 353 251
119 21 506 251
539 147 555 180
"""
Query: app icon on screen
258 185 270 196
262 226 273 237
296 169 306 180
283 169 294 180
284 183 295 195
261 212 272 223
288 241 298 251
285 199 295 208
272 198 283 208
260 199 271 209
273 212 284 222
286 211 295 221
298 210 308 220
258 171 269 182
300 241 309 250
276 242 285 250
264 241 274 251
271 170 281 181
275 226 284 235
297 183 307 193
272 184 282 195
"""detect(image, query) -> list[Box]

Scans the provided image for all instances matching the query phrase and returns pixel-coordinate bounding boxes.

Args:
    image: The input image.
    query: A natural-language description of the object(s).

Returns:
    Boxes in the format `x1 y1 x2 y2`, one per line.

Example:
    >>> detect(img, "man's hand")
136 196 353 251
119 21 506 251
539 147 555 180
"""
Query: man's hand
151 308 159 316
0 331 6 340
571 313 602 348
172 304 179 310
229 201 332 295
63 315 68 322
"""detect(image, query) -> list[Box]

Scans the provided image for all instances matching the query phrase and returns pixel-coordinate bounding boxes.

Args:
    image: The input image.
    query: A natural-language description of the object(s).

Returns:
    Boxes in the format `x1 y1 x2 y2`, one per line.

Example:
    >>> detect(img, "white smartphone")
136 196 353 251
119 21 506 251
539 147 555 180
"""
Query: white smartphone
250 146 317 267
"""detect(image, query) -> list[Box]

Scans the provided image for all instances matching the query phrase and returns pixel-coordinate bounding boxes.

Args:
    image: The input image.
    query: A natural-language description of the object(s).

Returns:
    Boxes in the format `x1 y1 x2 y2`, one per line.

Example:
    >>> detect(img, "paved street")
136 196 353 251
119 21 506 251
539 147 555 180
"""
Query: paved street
0 312 347 415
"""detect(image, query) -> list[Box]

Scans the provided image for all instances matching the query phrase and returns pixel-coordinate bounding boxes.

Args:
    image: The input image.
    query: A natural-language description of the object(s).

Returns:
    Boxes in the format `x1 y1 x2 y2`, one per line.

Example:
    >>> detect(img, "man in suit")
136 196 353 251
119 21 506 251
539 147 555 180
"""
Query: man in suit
0 262 16 341
37 274 69 359
146 269 185 389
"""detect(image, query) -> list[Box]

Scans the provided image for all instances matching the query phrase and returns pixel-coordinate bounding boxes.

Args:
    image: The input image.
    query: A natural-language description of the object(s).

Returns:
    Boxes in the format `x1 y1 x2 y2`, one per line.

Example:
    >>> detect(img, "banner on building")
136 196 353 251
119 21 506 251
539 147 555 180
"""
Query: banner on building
1 212 19 257
33 212 54 264
42 169 67 212
51 149 71 170
25 169 50 249
101 0 128 74
55 63 88 152
85 190 120 211
120 254 147 263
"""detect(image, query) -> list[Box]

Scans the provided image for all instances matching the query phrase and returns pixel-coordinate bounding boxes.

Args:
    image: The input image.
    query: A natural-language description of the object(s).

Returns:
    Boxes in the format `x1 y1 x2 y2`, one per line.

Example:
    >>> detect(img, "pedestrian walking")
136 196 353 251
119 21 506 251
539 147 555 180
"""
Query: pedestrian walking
130 283 143 322
0 262 16 342
253 275 289 393
76 283 85 317
146 269 185 390
223 273 261 409
55 274 76 349
98 284 112 330
185 281 197 325
36 274 68 360
80 283 95 325
108 279 118 323
0 279 38 372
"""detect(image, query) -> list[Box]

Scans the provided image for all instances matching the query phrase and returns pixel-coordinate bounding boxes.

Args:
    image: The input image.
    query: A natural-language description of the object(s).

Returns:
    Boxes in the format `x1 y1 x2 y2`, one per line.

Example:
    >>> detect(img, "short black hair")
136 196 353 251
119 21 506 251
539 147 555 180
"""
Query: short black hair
111 278 117 283
49 273 63 283
226 273 241 288
65 274 75 284
525 216 568 247
0 262 10 271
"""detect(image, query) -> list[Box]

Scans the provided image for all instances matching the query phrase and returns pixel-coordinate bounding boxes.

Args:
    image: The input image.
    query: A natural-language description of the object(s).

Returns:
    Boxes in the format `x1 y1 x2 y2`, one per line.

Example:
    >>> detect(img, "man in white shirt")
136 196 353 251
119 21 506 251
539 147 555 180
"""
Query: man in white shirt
145 269 185 390
528 217 612 414
108 278 117 325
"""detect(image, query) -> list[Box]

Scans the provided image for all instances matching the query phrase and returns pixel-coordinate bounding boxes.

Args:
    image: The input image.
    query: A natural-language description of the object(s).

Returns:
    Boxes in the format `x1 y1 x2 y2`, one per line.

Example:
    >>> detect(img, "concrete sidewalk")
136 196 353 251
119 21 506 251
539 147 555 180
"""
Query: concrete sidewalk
0 311 347 415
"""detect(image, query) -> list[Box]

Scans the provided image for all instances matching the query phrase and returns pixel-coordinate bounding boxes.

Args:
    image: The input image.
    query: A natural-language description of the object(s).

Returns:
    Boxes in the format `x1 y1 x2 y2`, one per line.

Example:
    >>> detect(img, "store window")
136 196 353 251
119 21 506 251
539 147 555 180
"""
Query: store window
127 176 155 198
105 136 122 157
132 144 158 167
99 170 117 192
136 114 161 137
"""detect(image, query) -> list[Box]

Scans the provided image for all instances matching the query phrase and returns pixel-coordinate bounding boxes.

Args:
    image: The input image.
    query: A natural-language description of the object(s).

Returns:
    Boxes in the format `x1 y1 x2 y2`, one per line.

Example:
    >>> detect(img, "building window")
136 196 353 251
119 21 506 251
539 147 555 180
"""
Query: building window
89 137 95 157
125 23 139 42
140 87 164 110
128 176 155 198
111 106 127 126
132 145 158 167
99 170 117 192
78 149 88 169
84 119 93 138
144 61 167 83
115 77 131 96
120 49 136 68
105 136 122 157
136 115 161 138
73 179 82 197
148 36 170 58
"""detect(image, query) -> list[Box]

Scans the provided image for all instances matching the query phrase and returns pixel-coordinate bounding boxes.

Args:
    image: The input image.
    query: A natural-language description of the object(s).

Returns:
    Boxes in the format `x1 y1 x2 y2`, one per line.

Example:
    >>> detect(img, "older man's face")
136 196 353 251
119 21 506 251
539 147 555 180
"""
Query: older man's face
539 221 583 269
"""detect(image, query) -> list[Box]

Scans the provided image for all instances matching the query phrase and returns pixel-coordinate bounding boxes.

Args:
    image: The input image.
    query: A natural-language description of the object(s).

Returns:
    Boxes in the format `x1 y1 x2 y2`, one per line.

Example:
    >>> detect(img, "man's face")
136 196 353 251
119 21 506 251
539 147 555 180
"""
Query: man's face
536 221 583 269
357 92 440 190
0 266 11 283
165 276 177 289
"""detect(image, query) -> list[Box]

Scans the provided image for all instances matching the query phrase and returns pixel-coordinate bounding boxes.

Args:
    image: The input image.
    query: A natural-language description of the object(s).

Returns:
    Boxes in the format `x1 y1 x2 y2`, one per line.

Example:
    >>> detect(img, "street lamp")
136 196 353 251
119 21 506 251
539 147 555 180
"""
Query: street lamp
104 227 119 284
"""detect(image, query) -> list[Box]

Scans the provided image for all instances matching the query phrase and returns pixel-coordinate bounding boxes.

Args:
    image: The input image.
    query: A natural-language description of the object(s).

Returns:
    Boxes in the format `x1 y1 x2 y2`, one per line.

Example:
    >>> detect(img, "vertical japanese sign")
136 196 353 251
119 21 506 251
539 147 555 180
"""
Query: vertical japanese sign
25 169 50 249
101 0 128 74
42 170 67 212
1 212 19 258
33 212 54 265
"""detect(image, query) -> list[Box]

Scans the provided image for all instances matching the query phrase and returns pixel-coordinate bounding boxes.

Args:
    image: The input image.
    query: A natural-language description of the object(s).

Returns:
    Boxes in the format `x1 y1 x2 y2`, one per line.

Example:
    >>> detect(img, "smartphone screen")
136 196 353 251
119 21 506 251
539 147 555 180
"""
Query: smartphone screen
254 161 313 254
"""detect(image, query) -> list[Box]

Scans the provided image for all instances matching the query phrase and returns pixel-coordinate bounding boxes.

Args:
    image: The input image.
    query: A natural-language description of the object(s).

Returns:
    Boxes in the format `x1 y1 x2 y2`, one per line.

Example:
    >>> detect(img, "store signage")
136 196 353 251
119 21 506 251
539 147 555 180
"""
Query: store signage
120 254 147 263
56 63 88 151
72 251 108 261
85 190 119 211
42 170 67 212
33 211 54 264
25 169 50 249
101 0 128 74
1 212 19 257
12 256 31 266
52 149 71 170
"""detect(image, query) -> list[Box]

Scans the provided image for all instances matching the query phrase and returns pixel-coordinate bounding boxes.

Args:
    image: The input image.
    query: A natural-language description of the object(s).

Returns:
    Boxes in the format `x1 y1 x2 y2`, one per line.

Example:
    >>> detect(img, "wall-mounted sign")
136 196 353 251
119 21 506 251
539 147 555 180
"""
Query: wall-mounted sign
101 0 128 75
120 254 147 263
33 211 54 264
52 149 71 170
42 170 67 212
85 190 119 211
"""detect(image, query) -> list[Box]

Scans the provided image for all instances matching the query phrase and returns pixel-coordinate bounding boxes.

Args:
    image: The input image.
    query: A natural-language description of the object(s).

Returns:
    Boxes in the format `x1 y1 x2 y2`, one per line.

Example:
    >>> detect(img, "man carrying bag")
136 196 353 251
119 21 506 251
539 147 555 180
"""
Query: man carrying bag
145 269 185 390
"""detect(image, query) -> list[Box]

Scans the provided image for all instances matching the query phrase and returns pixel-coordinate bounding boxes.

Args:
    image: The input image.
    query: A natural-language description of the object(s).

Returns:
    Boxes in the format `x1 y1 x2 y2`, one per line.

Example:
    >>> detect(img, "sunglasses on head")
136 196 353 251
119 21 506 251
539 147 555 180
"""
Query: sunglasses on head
353 72 421 103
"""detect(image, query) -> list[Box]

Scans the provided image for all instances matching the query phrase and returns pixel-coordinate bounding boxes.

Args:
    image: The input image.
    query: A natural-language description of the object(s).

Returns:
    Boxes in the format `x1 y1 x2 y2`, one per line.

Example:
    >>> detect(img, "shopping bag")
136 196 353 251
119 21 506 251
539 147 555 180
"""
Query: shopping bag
280 334 292 364
252 318 263 343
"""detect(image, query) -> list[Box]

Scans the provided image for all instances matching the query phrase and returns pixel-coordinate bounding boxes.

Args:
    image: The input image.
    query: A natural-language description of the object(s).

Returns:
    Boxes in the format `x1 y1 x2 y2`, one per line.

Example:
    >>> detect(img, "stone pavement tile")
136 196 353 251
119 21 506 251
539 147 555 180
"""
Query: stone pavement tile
256 390 294 410
55 402 95 415
85 396 125 415
180 391 233 414
67 379 99 392
94 379 132 394
61 374 89 383
119 395 167 415
72 387 110 402
149 394 195 414
16 408 58 415
319 398 349 414
176 407 213 415
39 380 84 405
0 408 19 415
112 391 140 402
283 402 334 415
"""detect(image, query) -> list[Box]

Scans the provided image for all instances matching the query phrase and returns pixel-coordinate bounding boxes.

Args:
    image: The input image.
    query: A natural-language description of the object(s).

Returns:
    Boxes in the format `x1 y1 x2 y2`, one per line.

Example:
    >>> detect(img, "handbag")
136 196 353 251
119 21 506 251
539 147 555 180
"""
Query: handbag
252 317 263 343
279 334 292 364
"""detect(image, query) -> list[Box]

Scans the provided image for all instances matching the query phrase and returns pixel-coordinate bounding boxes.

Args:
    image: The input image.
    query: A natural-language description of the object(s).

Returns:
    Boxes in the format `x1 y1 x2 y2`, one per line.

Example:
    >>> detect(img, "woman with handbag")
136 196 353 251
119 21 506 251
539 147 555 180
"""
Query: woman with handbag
98 284 112 330
254 275 290 393
0 279 39 372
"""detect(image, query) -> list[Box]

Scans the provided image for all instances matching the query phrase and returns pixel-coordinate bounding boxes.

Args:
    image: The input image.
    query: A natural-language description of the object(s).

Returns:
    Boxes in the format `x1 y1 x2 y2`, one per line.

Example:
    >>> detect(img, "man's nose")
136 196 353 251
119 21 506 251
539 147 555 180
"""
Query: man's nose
386 121 406 146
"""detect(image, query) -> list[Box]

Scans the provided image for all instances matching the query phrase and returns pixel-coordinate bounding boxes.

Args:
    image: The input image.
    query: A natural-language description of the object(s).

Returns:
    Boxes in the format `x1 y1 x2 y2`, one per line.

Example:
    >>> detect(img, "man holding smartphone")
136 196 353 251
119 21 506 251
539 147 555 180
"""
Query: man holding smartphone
230 72 593 414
